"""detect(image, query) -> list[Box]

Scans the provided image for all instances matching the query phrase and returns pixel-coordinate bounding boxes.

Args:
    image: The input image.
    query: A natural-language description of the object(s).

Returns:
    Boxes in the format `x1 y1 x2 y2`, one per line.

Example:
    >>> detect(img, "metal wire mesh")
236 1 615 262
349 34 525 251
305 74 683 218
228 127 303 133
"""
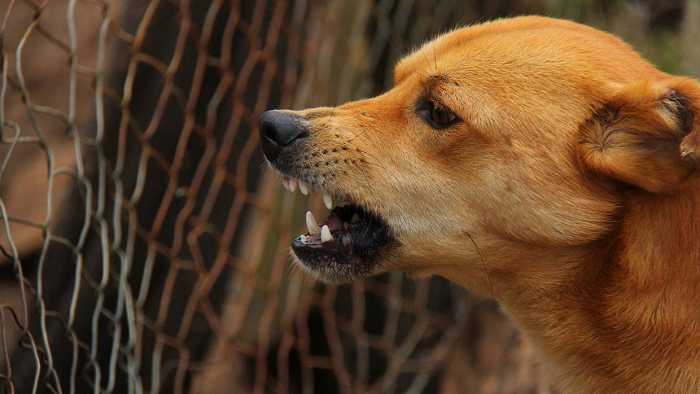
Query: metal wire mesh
0 1 478 392
0 0 695 393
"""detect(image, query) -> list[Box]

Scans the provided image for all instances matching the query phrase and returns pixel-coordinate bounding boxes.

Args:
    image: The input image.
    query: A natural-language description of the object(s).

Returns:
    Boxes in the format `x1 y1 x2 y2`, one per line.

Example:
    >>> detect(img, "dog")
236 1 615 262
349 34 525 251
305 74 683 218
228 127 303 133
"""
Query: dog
259 16 700 393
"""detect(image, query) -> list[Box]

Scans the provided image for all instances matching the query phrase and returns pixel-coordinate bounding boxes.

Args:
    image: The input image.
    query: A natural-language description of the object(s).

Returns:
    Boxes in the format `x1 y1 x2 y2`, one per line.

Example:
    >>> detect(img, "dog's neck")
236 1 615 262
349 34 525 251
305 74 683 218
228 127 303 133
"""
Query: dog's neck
492 181 700 394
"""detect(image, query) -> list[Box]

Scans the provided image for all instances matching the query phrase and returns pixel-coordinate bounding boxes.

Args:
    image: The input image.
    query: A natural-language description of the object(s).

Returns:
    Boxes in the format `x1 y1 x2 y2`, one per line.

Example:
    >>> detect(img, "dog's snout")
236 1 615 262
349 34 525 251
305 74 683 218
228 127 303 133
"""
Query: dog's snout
259 110 309 162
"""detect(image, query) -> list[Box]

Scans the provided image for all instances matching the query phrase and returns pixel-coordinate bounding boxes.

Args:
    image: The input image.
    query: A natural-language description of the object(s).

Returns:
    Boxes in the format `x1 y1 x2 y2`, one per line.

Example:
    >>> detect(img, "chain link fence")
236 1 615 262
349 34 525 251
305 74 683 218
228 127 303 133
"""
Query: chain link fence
0 0 696 393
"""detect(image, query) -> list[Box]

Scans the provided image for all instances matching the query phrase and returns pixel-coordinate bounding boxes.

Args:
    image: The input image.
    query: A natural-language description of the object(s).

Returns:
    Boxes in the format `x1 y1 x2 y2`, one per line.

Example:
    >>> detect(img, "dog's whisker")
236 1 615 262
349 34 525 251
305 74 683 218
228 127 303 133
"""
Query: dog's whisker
323 105 337 128
419 47 435 75
356 162 374 193
359 160 389 176
348 128 368 143
432 41 439 74
411 66 431 80
354 148 392 182
289 260 301 281
356 149 388 171
385 5 407 59
464 231 492 295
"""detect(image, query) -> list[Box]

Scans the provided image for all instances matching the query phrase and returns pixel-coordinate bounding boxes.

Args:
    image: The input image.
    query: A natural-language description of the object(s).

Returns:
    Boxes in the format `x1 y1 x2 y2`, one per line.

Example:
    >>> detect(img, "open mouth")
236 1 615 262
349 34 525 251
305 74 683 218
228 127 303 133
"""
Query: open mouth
280 176 393 279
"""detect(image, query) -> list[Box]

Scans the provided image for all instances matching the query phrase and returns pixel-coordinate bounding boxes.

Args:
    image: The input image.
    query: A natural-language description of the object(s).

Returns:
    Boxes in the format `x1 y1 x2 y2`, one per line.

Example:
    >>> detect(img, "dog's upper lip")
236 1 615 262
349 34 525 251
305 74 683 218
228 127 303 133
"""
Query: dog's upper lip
280 174 350 210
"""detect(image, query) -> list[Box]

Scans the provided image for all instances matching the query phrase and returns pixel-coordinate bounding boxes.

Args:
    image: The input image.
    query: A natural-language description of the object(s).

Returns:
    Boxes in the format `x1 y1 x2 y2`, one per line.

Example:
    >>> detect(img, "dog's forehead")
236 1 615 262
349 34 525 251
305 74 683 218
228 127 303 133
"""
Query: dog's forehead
394 16 655 89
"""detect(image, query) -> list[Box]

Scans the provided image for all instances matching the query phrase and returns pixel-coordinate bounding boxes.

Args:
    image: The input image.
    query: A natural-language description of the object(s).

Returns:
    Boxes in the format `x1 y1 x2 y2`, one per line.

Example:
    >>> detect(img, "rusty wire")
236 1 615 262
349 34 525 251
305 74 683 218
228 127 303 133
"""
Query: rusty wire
0 1 477 393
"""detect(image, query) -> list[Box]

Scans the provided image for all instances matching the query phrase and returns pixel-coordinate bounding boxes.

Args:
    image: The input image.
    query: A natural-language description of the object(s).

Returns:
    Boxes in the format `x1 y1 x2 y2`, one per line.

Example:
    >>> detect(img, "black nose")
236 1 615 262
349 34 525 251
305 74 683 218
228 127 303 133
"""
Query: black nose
259 110 309 162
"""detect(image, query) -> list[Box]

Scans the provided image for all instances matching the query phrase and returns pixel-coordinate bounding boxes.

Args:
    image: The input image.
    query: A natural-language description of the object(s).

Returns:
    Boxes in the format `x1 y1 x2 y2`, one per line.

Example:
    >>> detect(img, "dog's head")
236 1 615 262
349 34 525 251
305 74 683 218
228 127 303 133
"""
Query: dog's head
259 16 700 290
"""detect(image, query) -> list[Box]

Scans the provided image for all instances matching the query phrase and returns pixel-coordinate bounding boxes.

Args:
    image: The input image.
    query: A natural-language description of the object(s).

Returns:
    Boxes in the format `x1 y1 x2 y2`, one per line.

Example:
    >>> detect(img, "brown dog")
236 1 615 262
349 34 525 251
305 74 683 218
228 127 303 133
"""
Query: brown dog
259 16 700 393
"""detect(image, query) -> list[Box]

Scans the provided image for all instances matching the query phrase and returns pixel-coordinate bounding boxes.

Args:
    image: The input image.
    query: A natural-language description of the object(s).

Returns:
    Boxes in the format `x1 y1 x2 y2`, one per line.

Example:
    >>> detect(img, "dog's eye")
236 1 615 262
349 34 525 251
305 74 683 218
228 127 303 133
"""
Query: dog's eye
418 99 459 129
431 105 457 127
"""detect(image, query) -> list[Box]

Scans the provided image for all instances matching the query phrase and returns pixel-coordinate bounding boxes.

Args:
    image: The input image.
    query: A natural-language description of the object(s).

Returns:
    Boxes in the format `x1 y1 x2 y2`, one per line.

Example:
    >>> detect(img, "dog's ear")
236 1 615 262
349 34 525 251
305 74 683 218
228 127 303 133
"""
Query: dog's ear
579 78 700 193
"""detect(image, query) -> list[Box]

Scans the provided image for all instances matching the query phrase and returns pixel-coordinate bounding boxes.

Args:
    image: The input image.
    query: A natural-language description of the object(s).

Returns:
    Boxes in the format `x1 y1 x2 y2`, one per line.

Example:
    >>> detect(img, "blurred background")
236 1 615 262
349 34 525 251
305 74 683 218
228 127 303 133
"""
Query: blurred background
0 0 696 393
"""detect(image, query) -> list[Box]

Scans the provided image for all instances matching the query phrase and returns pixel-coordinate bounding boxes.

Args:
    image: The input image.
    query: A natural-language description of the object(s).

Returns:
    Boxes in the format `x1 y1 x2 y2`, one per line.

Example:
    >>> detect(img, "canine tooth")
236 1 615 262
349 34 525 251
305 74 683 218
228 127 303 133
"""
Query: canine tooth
351 213 361 223
299 182 309 196
323 193 333 210
282 178 289 190
306 211 321 234
289 179 297 192
321 225 333 242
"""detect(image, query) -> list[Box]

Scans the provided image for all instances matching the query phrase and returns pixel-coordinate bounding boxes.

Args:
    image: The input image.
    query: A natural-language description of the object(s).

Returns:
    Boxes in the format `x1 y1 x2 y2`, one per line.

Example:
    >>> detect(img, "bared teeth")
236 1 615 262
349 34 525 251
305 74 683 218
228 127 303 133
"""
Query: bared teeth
323 193 333 210
298 182 309 195
280 178 341 211
306 211 321 234
321 225 333 242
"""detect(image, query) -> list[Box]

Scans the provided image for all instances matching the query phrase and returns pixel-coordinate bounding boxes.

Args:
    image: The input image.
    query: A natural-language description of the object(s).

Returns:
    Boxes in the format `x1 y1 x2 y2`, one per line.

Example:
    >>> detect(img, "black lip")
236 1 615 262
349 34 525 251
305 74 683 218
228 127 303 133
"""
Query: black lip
291 205 393 277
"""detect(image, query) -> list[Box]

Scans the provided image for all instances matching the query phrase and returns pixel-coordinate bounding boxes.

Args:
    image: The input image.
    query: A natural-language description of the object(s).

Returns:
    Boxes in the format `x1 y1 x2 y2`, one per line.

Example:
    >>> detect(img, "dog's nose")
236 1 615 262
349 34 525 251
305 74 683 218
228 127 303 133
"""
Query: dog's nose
259 110 309 162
